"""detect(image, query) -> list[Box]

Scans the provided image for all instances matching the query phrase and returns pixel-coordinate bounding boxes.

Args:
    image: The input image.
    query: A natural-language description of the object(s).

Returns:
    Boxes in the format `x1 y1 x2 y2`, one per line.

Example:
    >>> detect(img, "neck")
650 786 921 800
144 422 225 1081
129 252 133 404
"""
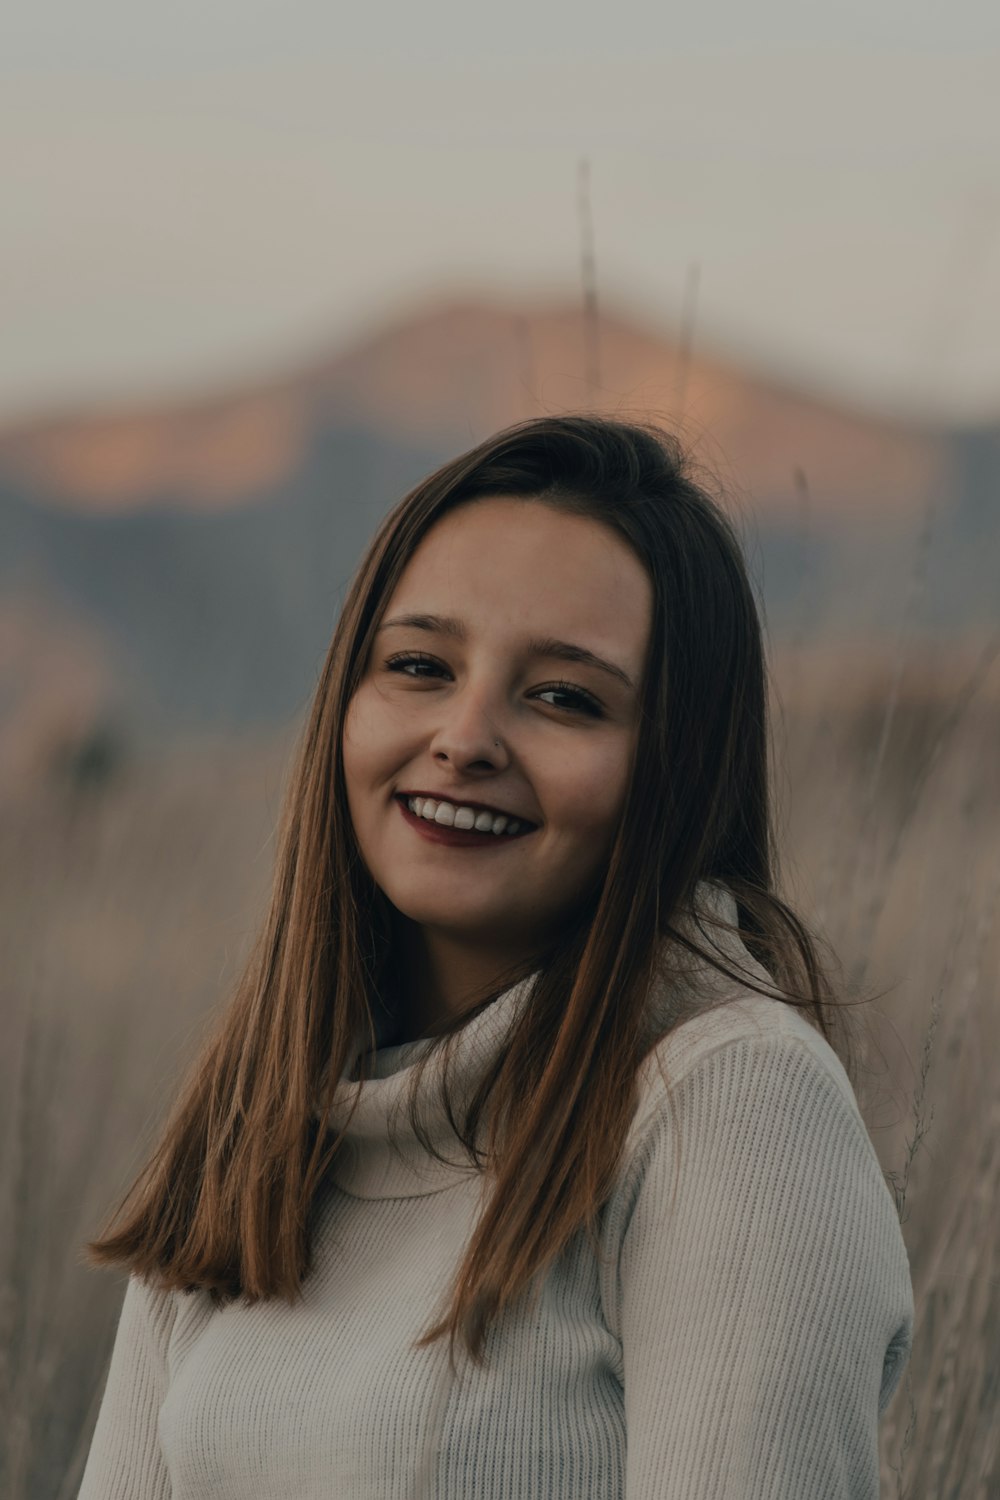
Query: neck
388 916 539 1043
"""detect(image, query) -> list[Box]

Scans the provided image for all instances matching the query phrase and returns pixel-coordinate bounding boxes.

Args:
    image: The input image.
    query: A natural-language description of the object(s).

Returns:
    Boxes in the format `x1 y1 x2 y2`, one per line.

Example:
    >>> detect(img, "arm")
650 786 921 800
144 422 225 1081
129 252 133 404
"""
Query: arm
619 1033 913 1500
77 1274 178 1500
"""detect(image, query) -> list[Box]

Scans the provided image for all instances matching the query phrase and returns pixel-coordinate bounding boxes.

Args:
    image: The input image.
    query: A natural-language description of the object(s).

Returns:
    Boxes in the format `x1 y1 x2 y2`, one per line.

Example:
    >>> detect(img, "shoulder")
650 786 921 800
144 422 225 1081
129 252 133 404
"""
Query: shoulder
625 992 861 1163
604 993 910 1300
599 996 913 1383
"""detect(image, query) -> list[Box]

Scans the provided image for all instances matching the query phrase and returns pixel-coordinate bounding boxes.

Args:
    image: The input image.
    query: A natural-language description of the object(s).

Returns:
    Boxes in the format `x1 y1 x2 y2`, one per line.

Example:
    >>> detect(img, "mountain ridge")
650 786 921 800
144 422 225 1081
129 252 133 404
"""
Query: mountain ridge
0 293 948 522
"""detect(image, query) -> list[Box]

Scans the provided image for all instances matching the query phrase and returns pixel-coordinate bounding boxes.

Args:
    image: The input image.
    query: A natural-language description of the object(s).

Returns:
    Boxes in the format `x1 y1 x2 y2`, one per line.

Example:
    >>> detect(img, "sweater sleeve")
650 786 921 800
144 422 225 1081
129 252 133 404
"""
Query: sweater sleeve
618 1032 913 1500
77 1274 178 1500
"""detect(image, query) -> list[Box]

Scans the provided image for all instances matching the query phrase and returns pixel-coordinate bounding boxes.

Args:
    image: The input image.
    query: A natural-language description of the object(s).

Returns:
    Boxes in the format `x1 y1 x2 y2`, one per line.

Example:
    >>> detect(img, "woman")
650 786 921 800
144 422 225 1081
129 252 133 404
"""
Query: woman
79 414 913 1499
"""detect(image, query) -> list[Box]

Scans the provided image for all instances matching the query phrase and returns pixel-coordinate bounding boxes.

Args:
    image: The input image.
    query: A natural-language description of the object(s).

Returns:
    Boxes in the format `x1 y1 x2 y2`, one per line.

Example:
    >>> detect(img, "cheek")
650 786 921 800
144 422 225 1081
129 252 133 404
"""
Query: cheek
340 702 361 793
341 696 383 834
342 687 389 775
344 679 415 762
547 748 632 845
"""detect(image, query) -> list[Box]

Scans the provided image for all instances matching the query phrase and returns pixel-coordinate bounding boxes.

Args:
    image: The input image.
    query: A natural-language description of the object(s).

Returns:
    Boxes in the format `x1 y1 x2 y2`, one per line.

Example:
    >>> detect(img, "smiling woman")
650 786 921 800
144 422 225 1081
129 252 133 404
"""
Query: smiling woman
78 415 913 1500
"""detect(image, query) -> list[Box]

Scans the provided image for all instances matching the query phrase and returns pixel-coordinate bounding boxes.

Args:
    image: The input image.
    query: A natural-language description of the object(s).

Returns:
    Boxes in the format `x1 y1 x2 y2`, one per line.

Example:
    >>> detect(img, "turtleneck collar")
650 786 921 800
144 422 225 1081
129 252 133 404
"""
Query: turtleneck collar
324 879 774 1200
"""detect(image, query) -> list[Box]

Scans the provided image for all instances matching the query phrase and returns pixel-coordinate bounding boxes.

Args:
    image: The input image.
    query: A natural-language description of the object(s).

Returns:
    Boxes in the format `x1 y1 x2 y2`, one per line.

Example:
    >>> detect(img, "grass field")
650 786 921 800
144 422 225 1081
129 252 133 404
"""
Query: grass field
2 637 998 1499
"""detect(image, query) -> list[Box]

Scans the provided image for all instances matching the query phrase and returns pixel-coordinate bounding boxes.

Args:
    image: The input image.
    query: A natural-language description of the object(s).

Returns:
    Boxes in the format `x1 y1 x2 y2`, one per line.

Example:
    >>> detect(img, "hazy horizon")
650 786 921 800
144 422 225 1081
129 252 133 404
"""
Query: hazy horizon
5 5 1000 426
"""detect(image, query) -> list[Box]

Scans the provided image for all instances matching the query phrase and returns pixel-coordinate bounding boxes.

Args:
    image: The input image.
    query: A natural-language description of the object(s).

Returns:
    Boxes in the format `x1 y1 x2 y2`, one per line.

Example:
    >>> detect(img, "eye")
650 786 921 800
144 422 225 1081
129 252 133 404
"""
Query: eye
381 654 604 718
532 682 604 718
383 651 446 678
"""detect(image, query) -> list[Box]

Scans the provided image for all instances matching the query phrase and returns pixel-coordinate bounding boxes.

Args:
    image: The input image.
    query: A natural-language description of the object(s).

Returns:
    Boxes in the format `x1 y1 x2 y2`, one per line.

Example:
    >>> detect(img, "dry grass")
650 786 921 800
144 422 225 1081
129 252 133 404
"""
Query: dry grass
773 640 1000 1499
1 647 998 1498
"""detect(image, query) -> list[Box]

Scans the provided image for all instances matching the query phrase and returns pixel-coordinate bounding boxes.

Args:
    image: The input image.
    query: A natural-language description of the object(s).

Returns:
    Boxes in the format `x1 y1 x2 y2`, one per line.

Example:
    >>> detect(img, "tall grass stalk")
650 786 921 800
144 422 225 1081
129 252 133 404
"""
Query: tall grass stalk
576 155 601 404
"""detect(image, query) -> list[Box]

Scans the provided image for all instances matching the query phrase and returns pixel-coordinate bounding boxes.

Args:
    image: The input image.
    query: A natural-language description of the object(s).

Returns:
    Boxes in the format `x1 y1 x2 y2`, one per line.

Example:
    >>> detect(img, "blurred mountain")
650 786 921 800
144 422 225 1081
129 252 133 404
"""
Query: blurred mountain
1 294 997 774
0 296 944 520
0 426 441 736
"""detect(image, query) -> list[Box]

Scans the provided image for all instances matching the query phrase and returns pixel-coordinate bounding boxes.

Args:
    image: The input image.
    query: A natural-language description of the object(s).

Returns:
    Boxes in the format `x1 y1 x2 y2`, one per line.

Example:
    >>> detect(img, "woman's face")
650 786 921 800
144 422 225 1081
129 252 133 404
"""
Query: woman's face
342 496 652 959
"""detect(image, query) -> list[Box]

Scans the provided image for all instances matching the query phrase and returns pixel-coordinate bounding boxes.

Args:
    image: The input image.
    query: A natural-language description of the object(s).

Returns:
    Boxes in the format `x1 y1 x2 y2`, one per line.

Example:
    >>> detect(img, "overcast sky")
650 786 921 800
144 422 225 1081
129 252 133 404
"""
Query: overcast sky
4 2 1000 424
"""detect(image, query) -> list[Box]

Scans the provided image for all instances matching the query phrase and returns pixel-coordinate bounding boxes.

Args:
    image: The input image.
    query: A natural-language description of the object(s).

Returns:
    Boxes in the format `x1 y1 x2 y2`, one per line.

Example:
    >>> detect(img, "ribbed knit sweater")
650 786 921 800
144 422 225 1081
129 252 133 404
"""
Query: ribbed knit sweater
78 884 913 1499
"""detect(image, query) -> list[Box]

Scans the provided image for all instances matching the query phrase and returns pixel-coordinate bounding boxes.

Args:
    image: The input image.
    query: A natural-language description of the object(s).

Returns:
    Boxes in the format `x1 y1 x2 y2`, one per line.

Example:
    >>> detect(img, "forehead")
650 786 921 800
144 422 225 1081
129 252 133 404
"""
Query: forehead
386 497 652 657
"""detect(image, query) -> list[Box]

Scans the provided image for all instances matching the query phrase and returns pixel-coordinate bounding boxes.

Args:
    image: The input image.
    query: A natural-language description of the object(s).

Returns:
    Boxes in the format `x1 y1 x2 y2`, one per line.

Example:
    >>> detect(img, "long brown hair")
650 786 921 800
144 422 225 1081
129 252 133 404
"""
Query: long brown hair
87 413 854 1365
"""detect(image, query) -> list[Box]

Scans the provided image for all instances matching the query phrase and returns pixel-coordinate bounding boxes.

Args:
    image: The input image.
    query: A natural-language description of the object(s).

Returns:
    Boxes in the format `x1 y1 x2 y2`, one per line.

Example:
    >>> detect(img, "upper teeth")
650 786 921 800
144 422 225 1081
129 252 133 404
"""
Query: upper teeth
406 796 528 835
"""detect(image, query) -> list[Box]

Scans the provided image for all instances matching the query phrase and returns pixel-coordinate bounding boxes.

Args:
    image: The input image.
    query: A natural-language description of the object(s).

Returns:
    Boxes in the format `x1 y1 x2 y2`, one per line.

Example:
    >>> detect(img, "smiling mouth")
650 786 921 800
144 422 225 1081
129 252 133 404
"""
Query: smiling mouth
395 795 537 847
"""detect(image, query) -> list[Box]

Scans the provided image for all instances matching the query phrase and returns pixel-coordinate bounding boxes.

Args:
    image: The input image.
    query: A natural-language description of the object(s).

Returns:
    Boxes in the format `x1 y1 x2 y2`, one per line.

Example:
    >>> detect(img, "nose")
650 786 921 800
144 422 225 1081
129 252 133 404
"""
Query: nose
427 689 510 773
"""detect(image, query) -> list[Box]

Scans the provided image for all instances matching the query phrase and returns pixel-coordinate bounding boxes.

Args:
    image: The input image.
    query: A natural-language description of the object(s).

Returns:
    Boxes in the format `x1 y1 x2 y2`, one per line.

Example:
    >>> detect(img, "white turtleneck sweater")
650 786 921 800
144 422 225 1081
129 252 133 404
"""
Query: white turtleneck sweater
78 884 913 1499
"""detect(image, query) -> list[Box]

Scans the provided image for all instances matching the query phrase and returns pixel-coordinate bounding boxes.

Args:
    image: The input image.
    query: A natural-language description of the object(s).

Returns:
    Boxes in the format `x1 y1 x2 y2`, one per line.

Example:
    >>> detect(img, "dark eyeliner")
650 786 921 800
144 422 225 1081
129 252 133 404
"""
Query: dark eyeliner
535 681 604 717
383 651 443 675
382 653 603 717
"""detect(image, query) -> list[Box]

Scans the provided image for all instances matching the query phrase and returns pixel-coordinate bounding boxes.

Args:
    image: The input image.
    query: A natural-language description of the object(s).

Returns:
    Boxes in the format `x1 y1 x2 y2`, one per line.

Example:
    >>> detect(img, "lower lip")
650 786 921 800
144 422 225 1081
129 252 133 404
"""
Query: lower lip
396 796 536 848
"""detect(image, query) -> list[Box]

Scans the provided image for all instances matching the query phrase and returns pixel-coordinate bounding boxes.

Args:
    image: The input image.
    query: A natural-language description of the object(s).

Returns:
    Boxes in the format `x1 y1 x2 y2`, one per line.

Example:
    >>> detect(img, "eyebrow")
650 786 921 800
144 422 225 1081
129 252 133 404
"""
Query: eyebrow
377 612 636 691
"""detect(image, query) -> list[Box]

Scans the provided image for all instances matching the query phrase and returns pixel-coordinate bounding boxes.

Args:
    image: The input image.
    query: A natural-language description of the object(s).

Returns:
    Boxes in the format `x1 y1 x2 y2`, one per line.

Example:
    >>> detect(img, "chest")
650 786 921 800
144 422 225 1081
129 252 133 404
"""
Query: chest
158 1184 625 1500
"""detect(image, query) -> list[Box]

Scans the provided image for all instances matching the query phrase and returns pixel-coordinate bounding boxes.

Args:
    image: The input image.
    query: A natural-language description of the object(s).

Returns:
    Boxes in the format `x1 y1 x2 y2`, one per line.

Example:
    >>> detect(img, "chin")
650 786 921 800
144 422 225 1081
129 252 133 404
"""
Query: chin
391 898 508 932
386 891 519 938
